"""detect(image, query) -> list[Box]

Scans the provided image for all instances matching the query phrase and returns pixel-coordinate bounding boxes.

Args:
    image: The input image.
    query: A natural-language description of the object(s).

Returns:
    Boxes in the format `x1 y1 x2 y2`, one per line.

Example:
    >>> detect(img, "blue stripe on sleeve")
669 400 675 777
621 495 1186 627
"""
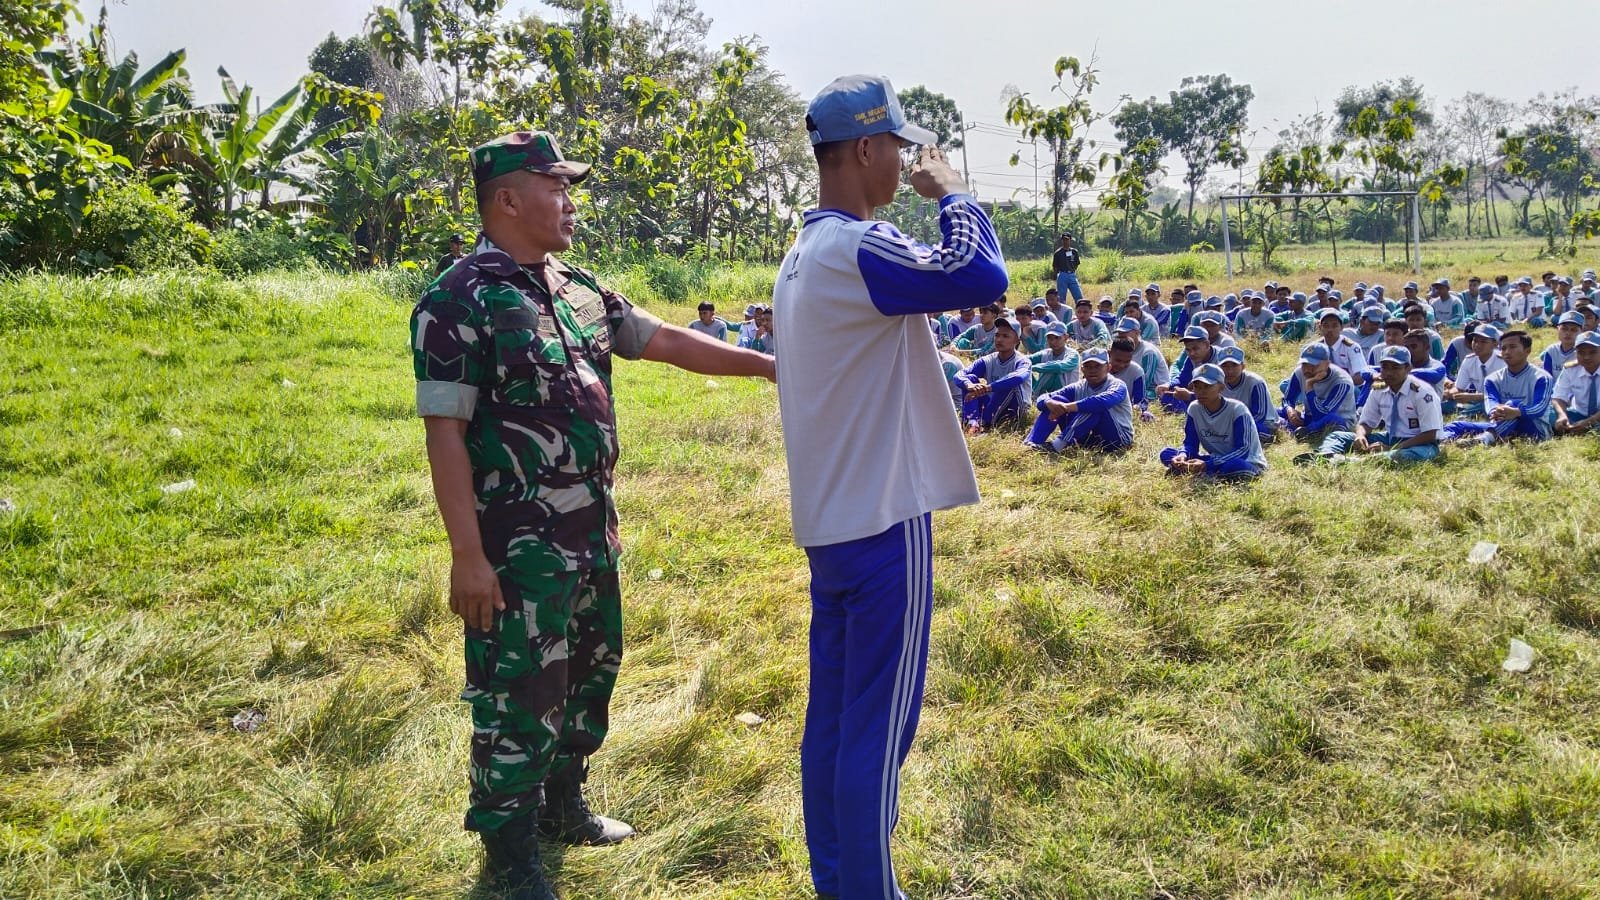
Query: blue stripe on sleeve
858 195 1009 317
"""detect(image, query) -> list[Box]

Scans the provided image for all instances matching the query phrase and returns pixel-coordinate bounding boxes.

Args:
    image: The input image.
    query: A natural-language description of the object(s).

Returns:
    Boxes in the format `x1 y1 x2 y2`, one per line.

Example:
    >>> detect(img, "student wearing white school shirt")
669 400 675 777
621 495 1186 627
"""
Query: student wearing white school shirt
1441 330 1553 445
1442 325 1506 418
772 74 1007 900
1554 331 1600 436
1475 283 1511 327
1508 277 1547 327
1309 346 1443 464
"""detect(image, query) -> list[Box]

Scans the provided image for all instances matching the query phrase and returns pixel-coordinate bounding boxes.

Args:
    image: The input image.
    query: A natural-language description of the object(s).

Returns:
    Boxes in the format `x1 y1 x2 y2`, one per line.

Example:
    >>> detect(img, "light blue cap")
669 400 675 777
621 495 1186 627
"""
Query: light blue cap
1478 283 1496 296
1200 311 1226 325
1224 293 1239 304
1330 289 1343 300
1576 330 1600 349
1354 281 1369 290
1204 295 1223 308
1473 324 1503 342
1559 311 1585 326
1181 325 1209 341
1044 321 1068 337
1215 346 1245 365
1317 308 1345 322
805 75 936 146
1189 363 1224 385
1115 316 1141 333
1361 307 1386 323
1127 288 1143 298
1031 298 1048 309
1081 348 1109 365
1146 282 1161 292
1377 345 1412 366
1299 342 1332 364
1186 290 1203 303
1291 291 1308 303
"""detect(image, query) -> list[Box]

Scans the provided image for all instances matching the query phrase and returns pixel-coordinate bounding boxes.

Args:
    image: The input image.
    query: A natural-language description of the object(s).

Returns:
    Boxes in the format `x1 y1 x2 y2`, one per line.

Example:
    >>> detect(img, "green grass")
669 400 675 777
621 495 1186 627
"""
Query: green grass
4 256 1600 898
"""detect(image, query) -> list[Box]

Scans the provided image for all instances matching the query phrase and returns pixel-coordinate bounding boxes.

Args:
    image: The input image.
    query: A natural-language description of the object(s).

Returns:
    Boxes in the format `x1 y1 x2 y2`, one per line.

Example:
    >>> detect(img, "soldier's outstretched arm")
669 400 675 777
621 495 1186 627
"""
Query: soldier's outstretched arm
640 324 778 381
422 416 504 632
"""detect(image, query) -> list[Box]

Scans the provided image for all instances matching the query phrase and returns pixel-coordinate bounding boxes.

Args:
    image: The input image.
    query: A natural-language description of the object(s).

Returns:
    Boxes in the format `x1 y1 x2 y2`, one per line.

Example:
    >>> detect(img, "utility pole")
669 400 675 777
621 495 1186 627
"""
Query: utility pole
957 113 971 193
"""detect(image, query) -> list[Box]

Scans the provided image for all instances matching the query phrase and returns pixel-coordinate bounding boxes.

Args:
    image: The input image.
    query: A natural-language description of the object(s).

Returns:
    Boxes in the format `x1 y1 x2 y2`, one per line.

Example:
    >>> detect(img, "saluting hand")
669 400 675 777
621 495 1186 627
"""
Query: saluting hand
908 147 967 200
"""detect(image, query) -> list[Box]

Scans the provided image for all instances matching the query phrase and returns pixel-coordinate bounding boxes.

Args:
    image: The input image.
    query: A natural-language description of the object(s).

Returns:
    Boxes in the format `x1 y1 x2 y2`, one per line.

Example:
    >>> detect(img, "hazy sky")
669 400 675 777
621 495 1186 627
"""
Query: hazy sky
96 0 1600 200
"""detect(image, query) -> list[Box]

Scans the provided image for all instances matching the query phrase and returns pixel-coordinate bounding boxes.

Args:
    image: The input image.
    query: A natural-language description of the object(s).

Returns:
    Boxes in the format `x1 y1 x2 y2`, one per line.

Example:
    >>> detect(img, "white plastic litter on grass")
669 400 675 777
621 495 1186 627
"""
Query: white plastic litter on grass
1000 489 1018 500
231 708 267 733
168 427 184 439
0 498 14 514
1468 541 1498 564
1502 639 1535 674
281 379 296 389
161 479 197 495
995 587 1015 603
647 568 664 581
735 712 765 728
705 379 720 389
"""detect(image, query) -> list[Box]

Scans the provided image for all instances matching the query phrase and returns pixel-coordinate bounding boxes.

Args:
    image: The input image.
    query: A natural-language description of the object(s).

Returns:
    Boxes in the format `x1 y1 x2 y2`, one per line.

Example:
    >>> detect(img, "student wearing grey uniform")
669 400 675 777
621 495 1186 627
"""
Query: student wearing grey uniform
1215 346 1278 442
1159 363 1266 480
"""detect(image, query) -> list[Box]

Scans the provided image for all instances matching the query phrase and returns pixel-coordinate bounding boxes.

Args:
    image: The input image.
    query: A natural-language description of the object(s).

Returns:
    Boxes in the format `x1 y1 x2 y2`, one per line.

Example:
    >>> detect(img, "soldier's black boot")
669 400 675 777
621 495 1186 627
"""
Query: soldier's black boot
537 759 635 846
479 814 559 900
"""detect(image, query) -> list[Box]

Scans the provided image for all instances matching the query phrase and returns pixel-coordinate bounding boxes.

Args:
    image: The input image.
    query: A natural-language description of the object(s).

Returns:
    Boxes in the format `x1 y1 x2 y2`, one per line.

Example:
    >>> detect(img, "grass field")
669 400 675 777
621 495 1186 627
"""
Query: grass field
4 245 1600 898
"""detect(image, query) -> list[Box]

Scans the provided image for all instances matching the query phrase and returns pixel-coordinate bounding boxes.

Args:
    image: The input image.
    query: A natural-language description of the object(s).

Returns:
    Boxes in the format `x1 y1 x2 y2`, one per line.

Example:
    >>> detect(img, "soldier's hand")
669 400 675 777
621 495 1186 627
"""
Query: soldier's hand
451 553 504 633
908 147 966 200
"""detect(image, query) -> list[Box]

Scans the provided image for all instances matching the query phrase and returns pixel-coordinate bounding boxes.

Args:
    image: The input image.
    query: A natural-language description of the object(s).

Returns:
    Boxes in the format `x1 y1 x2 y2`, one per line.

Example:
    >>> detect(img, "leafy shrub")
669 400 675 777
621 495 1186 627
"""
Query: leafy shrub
70 179 213 273
211 217 349 275
1079 249 1134 283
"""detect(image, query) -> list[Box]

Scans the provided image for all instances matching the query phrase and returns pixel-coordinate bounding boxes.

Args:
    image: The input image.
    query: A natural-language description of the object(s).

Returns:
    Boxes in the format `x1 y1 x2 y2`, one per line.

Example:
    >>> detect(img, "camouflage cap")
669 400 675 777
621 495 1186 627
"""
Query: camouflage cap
471 131 591 187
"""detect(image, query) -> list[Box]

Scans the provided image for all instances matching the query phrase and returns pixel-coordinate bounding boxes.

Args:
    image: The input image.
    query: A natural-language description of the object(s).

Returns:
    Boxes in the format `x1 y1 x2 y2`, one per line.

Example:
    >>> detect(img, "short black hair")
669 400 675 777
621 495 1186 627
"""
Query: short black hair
1110 337 1137 353
697 301 715 311
1499 329 1533 350
982 302 1004 315
812 138 850 168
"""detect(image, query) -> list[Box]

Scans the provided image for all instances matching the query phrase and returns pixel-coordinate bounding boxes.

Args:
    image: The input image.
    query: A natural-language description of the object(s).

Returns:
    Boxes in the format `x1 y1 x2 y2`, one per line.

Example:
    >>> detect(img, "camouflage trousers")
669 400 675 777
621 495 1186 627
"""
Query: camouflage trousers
462 567 623 833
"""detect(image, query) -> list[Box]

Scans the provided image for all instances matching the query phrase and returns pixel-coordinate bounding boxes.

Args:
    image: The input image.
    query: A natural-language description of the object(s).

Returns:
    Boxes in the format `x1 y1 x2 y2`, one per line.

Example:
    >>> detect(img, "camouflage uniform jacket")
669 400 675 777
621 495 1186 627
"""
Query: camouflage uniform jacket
411 235 663 573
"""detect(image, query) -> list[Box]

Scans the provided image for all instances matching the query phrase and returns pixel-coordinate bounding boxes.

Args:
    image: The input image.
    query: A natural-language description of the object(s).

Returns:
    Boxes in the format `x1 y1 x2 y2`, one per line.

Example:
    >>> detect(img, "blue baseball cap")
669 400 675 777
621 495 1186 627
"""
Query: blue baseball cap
1330 289 1343 300
1115 316 1141 333
1299 343 1332 364
1181 325 1209 341
1127 288 1142 298
1473 324 1502 342
1361 307 1386 323
1146 282 1161 293
1081 348 1109 365
1576 331 1600 349
1404 281 1419 291
1044 322 1068 337
1317 308 1345 322
1185 290 1203 304
1354 282 1369 291
993 316 1018 333
1559 311 1585 327
1189 363 1224 386
1204 295 1223 308
805 75 936 146
1291 291 1308 303
1215 346 1246 365
1478 283 1496 297
1377 345 1412 366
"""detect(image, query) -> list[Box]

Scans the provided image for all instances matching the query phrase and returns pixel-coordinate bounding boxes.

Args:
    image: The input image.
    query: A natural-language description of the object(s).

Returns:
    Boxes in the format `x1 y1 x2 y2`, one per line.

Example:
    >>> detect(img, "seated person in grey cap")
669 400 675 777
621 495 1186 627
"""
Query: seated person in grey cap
1306 346 1443 465
1553 330 1600 436
1441 324 1505 418
1197 310 1238 350
1274 292 1315 341
1159 325 1218 412
1509 277 1546 327
1029 321 1081 396
956 316 1032 434
1159 363 1267 480
1023 348 1135 452
1278 342 1357 442
1095 295 1120 330
1215 346 1278 442
1233 291 1277 341
1065 297 1111 348
1346 306 1388 354
1541 312 1585 375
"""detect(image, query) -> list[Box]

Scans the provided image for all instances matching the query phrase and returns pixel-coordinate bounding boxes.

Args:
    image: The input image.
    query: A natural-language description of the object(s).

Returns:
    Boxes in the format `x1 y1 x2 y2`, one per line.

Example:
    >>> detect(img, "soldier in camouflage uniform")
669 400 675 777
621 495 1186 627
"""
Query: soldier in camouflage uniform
411 130 776 898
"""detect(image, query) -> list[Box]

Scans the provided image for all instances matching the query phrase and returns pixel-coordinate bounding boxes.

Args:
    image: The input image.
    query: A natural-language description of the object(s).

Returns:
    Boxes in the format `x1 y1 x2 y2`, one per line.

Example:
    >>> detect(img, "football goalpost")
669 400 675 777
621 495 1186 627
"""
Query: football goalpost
1217 190 1422 281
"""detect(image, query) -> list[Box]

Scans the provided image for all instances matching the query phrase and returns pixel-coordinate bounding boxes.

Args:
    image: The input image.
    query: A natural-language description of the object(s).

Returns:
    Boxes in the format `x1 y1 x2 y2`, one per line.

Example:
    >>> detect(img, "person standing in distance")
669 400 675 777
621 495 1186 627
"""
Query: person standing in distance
411 131 776 899
772 75 1007 900
1052 231 1083 303
434 232 467 276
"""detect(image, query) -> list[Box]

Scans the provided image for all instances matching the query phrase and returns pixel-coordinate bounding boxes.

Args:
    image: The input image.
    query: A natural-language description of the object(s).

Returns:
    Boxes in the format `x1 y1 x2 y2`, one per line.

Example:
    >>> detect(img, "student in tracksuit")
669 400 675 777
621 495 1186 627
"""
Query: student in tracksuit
1160 363 1267 480
1442 325 1505 419
689 301 732 341
1107 339 1152 422
1198 311 1238 349
1441 330 1552 445
1120 298 1161 343
1346 307 1387 355
1279 342 1357 442
1160 326 1218 413
1234 292 1277 340
1066 298 1111 348
1023 348 1135 452
1429 281 1466 328
1541 312 1584 375
1311 346 1443 464
944 308 978 343
1554 331 1600 436
1029 322 1081 396
1015 305 1050 354
1275 292 1316 341
953 302 1001 353
774 75 1007 900
957 317 1032 433
1170 290 1203 336
1113 317 1169 398
1215 346 1278 442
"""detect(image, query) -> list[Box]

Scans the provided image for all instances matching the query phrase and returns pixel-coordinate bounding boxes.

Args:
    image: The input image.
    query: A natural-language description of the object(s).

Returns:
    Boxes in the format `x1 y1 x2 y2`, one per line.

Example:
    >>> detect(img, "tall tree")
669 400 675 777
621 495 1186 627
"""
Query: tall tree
1444 92 1513 237
897 85 964 149
1004 54 1107 232
1164 74 1252 227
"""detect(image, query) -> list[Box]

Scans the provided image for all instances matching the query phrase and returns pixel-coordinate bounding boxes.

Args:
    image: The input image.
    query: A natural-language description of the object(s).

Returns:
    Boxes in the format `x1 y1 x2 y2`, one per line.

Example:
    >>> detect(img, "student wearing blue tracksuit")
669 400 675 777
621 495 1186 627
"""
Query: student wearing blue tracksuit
1346 307 1387 355
1029 323 1081 396
1401 305 1446 361
1107 341 1150 421
1014 305 1049 354
1120 298 1161 343
1170 289 1203 337
1234 293 1277 339
1311 346 1444 464
1215 346 1278 442
1429 281 1466 328
1441 330 1553 445
1065 299 1111 348
1279 342 1357 442
957 317 1032 433
1275 293 1316 341
953 302 1001 354
688 301 732 341
1159 326 1217 413
1023 348 1135 452
1197 311 1238 349
943 308 978 343
1095 296 1120 330
1160 363 1266 480
1113 317 1169 397
1403 329 1448 392
1541 312 1584 375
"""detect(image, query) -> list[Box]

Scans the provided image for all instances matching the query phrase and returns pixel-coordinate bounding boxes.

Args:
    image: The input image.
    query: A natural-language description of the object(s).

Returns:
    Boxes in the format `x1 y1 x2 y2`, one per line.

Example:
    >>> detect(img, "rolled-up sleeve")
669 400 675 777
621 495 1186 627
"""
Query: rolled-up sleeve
411 295 488 420
600 287 665 360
